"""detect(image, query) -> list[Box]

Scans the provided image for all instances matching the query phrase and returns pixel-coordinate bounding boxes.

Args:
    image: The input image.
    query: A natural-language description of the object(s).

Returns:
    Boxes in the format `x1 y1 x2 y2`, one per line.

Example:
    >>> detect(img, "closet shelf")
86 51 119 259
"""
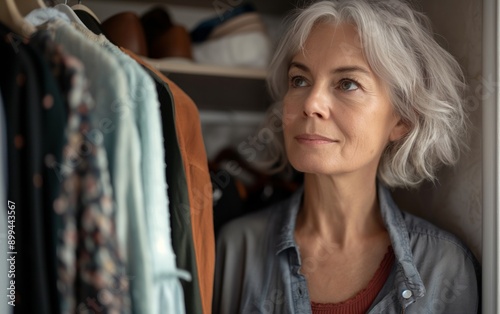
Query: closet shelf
141 57 272 112
141 57 267 79
102 0 294 15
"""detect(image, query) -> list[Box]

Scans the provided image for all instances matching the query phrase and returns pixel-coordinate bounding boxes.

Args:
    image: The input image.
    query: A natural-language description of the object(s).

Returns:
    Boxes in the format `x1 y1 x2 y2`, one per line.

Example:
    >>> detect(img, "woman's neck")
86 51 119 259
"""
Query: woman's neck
295 173 386 248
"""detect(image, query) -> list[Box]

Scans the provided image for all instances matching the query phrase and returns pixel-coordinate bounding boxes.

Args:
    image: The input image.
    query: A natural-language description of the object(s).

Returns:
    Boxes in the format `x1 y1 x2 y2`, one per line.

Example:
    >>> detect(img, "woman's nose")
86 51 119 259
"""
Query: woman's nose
302 84 331 119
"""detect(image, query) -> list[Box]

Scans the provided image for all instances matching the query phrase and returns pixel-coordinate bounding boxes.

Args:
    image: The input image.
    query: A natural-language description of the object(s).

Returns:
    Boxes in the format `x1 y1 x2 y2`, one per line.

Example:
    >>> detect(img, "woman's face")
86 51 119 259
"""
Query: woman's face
283 22 407 177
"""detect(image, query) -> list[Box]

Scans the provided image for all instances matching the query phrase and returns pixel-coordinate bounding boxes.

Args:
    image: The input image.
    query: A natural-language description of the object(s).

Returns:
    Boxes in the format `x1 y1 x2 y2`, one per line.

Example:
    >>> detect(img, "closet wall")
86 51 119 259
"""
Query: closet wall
393 0 483 261
83 0 483 259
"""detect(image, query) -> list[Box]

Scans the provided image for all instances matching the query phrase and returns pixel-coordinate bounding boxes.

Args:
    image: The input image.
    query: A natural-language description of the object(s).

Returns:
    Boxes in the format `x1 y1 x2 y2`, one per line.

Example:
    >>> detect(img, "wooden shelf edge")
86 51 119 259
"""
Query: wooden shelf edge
141 57 268 79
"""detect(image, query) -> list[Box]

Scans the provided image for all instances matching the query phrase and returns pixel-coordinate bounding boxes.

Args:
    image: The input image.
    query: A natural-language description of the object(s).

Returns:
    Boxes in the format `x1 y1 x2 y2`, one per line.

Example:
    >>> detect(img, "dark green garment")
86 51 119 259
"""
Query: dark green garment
141 65 203 314
29 34 67 213
29 32 67 314
0 23 66 314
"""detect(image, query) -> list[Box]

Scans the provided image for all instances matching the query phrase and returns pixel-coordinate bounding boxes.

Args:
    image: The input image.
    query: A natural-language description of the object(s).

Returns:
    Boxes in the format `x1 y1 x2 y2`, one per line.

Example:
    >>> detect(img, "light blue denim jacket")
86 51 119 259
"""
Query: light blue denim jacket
213 184 480 313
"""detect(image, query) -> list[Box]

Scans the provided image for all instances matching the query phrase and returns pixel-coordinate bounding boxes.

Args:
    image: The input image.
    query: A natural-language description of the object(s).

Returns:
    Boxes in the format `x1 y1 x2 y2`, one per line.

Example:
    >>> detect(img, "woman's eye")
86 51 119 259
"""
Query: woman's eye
338 79 359 91
290 76 308 88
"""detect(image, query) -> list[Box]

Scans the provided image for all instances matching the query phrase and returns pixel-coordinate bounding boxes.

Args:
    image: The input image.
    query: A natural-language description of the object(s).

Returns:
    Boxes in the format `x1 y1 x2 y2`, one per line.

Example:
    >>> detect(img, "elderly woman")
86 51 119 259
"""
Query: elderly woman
212 0 480 313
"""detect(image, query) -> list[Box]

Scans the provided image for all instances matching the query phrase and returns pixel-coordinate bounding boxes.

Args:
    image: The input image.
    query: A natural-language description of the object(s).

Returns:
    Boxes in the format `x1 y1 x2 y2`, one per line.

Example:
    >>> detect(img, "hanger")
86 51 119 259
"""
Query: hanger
17 0 46 17
0 0 36 37
54 1 86 28
72 1 101 23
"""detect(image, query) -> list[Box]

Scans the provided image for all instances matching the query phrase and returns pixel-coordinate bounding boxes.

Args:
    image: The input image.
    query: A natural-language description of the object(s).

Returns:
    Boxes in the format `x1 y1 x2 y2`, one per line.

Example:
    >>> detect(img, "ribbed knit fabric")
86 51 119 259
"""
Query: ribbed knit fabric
311 246 395 314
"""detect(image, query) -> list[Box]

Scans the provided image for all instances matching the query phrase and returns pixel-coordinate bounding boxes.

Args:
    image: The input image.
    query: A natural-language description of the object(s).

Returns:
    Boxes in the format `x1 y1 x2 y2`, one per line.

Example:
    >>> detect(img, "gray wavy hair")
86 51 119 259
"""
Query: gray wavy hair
255 0 468 188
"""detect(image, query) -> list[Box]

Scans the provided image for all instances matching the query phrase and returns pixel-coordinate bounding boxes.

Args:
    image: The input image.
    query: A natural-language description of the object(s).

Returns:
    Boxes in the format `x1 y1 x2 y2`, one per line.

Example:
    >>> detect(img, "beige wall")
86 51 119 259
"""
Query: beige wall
392 0 483 261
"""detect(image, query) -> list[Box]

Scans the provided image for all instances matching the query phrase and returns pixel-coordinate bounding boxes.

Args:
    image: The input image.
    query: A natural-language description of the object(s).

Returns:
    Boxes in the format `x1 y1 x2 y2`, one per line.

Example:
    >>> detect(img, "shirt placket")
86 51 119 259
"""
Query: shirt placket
288 246 312 314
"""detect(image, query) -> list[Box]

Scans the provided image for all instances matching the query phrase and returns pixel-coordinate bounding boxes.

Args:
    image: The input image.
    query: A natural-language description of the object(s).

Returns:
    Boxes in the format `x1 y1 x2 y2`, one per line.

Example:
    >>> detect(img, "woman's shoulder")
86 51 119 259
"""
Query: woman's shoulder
401 210 478 262
400 210 480 290
380 185 479 271
398 211 481 312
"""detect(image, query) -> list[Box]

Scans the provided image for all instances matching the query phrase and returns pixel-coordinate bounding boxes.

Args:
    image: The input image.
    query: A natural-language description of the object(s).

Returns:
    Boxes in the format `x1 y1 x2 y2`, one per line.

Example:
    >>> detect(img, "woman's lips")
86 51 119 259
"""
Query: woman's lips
294 134 337 144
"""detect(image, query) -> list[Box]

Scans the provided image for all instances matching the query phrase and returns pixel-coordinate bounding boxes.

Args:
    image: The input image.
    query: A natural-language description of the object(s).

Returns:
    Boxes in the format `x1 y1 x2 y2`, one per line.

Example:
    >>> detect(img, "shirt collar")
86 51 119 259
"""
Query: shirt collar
273 182 425 303
274 185 303 255
378 183 426 303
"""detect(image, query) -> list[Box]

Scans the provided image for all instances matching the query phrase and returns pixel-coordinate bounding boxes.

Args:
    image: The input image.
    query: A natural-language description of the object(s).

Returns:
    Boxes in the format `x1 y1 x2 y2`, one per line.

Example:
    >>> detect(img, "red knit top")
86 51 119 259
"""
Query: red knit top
311 246 395 314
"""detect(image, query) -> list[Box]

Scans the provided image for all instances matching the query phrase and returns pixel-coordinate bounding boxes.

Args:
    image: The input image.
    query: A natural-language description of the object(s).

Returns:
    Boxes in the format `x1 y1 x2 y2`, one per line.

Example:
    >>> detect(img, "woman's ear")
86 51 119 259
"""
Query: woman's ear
389 119 410 142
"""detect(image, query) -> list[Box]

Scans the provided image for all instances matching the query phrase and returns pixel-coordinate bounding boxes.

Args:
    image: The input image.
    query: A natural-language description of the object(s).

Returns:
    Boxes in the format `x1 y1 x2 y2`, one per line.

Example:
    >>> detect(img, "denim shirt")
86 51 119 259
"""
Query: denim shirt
213 184 480 314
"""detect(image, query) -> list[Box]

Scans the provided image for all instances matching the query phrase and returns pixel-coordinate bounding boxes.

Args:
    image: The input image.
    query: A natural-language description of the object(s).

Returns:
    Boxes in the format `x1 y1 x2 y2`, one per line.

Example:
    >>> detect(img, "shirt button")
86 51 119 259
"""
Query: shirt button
402 290 412 299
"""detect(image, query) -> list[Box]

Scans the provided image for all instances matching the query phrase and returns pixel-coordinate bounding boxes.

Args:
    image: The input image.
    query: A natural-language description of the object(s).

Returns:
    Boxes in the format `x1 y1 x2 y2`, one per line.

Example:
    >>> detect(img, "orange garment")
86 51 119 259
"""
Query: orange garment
121 48 215 314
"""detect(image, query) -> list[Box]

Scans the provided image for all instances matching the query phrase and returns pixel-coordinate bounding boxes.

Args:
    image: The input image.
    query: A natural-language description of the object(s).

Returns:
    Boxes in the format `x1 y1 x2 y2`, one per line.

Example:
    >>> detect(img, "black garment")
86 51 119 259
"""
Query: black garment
242 175 302 215
210 169 244 237
139 65 203 314
210 169 300 237
0 23 64 314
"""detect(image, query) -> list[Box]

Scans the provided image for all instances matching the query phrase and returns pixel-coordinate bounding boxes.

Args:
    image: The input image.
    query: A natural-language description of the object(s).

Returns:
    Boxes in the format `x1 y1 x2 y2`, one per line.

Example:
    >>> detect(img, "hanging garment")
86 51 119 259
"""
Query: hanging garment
24 7 70 26
30 29 131 313
0 88 10 314
28 7 189 313
27 33 68 314
121 49 203 314
123 49 216 314
71 23 190 314
27 34 67 274
1 22 77 313
160 76 215 313
0 22 60 314
151 72 202 314
34 17 153 314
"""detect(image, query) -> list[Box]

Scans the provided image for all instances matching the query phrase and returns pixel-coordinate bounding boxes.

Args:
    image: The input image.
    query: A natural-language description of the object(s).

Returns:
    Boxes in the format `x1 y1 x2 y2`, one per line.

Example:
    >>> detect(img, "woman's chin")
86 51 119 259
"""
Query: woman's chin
289 158 340 175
